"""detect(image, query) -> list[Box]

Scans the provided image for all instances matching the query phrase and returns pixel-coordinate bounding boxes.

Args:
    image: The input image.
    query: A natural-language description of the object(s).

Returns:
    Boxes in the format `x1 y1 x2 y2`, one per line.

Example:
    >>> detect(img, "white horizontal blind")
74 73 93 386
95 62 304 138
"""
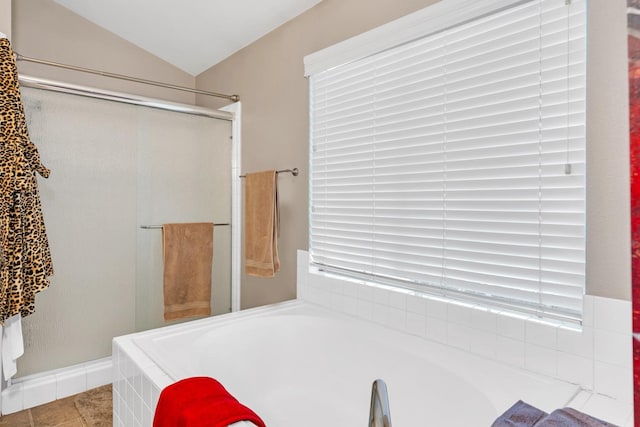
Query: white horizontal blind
309 0 586 321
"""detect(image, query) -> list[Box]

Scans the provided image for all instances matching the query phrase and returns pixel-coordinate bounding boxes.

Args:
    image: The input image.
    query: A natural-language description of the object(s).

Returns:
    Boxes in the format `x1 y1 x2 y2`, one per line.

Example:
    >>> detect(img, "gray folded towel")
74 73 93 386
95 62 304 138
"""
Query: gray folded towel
491 400 548 427
536 408 618 427
492 401 619 427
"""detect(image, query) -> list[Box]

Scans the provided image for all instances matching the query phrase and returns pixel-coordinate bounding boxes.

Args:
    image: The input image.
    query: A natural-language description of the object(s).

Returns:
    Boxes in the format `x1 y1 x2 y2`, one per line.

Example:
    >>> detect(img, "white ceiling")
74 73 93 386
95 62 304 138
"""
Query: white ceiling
52 0 323 76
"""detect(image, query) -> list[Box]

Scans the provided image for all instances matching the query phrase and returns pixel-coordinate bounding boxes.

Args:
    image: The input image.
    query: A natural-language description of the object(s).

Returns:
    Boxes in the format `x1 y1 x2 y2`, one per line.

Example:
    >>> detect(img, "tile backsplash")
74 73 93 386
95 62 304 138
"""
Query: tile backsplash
297 250 633 403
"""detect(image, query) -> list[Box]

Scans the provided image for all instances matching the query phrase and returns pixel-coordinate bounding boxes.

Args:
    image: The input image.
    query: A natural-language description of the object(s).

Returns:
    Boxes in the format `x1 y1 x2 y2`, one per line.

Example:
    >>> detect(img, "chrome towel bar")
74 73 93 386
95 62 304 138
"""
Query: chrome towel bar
239 167 299 178
140 223 230 229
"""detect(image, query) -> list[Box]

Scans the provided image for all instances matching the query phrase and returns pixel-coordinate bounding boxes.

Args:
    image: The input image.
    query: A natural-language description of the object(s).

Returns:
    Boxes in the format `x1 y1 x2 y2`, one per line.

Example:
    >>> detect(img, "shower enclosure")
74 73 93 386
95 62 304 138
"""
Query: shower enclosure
15 79 236 377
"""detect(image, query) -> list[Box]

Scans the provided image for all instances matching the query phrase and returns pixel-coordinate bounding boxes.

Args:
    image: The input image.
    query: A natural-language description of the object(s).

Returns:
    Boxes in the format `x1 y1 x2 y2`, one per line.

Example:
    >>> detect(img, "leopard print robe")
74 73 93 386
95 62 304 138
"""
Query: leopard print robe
0 37 53 324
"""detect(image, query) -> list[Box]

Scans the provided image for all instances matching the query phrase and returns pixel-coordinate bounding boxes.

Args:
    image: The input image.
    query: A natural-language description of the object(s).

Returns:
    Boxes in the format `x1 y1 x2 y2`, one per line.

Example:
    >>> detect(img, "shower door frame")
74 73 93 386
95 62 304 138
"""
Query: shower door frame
18 74 242 313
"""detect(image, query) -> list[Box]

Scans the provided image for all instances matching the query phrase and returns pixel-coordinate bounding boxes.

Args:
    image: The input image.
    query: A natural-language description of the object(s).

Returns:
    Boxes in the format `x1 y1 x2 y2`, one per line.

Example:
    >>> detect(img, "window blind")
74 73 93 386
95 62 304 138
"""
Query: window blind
309 0 586 321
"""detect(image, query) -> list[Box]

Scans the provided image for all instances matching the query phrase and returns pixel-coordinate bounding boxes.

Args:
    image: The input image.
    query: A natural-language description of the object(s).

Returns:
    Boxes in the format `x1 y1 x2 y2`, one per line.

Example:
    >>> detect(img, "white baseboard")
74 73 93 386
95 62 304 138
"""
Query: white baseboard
1 356 112 415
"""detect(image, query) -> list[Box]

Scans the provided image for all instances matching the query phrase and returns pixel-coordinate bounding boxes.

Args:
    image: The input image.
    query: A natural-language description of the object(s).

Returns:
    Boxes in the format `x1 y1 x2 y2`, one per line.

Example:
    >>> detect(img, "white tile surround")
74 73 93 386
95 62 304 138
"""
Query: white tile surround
112 331 173 427
1 356 112 415
297 250 634 425
112 316 255 427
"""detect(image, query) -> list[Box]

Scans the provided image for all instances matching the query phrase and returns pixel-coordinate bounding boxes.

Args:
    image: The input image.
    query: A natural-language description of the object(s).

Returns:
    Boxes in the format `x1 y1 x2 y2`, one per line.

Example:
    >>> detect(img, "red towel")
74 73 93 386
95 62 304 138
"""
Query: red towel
153 377 266 427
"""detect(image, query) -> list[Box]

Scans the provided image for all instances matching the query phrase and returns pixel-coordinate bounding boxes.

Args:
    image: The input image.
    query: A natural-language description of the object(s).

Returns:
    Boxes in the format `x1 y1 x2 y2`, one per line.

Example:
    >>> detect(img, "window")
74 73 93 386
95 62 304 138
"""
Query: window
306 0 586 321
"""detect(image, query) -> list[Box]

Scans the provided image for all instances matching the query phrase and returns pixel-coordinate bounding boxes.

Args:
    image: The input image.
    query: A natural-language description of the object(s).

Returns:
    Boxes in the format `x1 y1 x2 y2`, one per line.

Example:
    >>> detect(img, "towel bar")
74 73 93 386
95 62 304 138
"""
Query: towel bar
140 224 230 229
239 168 299 178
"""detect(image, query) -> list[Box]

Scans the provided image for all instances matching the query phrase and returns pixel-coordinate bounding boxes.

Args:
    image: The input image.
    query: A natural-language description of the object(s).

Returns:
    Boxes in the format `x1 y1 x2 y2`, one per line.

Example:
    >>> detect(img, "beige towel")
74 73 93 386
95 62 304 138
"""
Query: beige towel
244 170 280 277
162 223 213 320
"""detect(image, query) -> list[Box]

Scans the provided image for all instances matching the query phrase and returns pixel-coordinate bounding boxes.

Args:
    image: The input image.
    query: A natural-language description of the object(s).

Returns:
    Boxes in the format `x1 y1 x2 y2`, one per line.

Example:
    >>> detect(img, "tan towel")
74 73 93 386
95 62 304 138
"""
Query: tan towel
244 170 280 277
162 223 213 320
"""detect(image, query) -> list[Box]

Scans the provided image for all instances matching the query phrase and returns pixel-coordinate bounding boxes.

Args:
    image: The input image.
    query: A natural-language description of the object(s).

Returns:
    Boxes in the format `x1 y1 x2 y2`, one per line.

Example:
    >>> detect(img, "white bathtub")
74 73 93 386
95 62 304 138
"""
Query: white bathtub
113 300 579 427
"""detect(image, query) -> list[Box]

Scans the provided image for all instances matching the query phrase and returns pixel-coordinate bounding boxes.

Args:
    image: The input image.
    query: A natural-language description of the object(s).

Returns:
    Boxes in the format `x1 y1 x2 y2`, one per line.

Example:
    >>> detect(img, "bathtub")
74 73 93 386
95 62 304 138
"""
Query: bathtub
113 300 579 427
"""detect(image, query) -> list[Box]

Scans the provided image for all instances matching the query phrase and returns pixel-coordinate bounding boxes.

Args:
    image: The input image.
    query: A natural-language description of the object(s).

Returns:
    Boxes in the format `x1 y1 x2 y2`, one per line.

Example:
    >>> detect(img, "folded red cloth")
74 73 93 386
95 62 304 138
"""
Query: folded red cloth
153 377 266 427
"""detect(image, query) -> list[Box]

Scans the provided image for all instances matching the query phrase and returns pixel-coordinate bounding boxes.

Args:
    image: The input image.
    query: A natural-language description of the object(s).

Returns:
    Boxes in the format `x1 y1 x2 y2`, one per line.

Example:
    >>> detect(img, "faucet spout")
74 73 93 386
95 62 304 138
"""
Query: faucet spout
368 379 392 427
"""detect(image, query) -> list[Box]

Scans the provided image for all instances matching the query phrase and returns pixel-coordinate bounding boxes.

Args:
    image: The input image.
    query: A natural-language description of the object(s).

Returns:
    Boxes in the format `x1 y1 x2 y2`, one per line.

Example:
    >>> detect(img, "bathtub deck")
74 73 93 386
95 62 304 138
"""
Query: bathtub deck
113 300 583 427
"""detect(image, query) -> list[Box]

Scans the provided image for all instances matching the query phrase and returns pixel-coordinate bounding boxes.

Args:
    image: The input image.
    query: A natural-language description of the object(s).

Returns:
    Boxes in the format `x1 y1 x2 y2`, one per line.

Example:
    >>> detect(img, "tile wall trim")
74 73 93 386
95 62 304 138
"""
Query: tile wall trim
1 356 112 415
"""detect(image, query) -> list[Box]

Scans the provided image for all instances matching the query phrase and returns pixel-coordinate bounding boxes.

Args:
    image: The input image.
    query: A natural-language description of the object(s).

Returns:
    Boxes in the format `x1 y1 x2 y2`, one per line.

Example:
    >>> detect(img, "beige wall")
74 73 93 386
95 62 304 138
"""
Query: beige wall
586 0 631 301
197 0 632 304
196 0 441 309
0 0 10 39
12 0 195 104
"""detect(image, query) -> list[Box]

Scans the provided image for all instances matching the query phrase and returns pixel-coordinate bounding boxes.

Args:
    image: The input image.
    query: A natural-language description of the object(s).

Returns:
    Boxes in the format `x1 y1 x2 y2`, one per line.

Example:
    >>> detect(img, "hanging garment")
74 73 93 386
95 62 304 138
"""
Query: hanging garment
0 37 53 324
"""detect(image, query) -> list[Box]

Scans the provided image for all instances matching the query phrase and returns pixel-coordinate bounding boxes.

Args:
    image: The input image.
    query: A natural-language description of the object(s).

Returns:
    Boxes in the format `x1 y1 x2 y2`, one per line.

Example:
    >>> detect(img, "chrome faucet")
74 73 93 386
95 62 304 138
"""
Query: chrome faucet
368 379 392 427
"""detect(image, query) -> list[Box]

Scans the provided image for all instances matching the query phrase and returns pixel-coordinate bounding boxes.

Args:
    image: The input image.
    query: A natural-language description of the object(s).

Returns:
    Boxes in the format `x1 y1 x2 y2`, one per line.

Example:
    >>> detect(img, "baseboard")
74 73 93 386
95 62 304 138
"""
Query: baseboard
1 356 112 415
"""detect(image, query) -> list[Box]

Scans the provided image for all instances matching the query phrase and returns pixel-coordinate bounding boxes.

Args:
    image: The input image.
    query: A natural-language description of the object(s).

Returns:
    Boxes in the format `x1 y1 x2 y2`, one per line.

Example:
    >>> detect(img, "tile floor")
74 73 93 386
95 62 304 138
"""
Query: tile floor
0 385 111 427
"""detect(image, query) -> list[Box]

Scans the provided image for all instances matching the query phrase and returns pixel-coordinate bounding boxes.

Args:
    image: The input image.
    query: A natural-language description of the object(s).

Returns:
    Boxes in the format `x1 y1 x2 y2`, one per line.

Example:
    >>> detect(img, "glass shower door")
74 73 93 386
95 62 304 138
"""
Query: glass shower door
135 107 233 331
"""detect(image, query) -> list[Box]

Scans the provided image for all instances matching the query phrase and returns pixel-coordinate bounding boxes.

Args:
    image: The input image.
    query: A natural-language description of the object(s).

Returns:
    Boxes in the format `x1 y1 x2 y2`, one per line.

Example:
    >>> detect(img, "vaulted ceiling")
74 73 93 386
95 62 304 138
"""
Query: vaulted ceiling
52 0 323 76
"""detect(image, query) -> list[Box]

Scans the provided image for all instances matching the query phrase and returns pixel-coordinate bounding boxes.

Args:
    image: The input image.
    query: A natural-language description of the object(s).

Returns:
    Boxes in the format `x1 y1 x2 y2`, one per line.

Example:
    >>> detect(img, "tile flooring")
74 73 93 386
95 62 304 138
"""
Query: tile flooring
0 385 111 427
